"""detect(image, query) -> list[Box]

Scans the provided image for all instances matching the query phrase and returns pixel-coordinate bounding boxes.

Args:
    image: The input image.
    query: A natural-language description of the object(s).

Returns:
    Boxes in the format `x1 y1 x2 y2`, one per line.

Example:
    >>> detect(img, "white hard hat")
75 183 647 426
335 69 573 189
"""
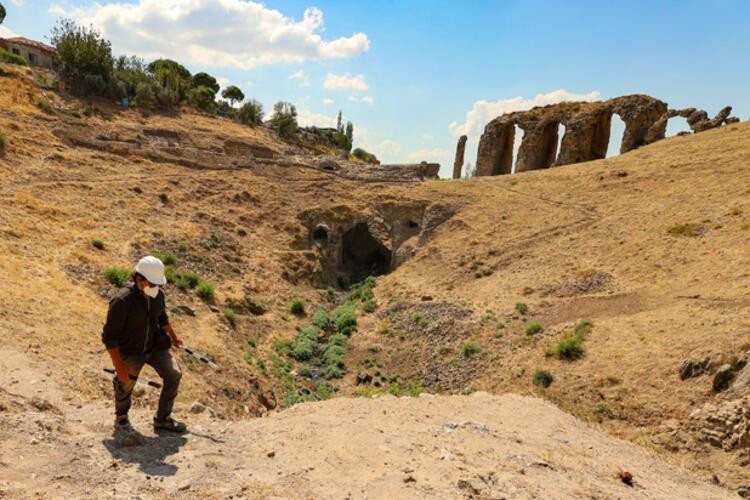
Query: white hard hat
134 256 167 285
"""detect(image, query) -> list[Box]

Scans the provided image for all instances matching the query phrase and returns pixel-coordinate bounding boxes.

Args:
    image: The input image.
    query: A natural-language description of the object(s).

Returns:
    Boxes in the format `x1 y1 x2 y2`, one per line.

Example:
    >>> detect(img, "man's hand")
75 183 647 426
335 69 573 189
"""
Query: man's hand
107 347 130 384
164 324 183 348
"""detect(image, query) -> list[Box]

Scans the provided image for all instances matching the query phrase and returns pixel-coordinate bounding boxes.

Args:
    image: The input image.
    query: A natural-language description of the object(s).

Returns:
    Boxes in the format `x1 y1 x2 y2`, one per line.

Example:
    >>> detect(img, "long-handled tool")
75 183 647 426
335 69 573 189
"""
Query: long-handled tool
178 345 219 370
103 368 162 389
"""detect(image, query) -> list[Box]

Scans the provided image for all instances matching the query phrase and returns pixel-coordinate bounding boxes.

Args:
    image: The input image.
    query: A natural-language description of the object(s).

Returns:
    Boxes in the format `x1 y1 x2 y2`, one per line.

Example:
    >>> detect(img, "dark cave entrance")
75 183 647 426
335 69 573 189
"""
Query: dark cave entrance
340 222 391 284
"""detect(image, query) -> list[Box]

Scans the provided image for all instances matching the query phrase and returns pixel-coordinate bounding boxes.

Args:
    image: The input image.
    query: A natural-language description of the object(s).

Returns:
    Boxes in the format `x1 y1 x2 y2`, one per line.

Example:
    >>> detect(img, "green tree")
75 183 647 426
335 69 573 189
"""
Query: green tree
191 72 219 94
147 58 191 101
221 85 244 107
50 18 115 96
187 86 216 112
0 3 6 24
270 101 298 139
133 82 156 110
238 99 264 126
336 110 342 132
345 121 353 150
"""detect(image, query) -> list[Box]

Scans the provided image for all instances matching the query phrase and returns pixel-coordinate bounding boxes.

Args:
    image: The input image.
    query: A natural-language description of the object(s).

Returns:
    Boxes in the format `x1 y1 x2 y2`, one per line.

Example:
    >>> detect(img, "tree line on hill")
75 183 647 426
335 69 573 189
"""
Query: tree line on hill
0 11 378 161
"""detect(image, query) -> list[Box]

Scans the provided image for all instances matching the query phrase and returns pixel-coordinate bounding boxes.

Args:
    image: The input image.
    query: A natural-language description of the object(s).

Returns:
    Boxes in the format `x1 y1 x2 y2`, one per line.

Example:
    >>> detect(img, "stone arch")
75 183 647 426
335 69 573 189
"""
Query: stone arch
666 116 691 137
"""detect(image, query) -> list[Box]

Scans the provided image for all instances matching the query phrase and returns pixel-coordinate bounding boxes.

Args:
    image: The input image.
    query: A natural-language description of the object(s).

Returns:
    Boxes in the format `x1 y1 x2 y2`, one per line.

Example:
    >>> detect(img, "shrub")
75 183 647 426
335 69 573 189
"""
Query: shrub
224 308 236 327
311 306 332 331
196 282 215 301
332 304 357 336
103 266 130 287
574 320 593 337
0 48 28 66
187 86 217 112
462 341 480 357
326 287 336 303
92 239 105 250
291 326 319 361
176 272 201 290
525 323 544 335
151 252 177 266
532 369 554 388
133 82 157 110
270 101 298 139
667 223 704 237
51 19 116 96
361 299 376 313
289 297 306 316
351 147 377 163
547 333 584 360
238 99 264 126
515 302 529 315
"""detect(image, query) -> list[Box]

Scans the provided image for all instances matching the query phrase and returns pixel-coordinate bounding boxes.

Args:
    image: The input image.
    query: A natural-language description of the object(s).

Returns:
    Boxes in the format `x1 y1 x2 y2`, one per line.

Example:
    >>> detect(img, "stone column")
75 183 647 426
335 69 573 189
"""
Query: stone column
452 135 467 179
476 119 515 176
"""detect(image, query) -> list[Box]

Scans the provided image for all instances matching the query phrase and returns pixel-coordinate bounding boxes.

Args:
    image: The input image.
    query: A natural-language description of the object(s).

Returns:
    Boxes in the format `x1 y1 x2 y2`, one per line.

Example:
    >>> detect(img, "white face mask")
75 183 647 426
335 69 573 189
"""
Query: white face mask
143 285 159 298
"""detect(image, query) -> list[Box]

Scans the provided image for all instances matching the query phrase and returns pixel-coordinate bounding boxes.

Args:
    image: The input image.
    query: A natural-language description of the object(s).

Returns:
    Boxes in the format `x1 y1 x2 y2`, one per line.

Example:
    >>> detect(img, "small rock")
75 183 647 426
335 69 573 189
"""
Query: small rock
403 475 416 483
189 401 206 414
737 486 750 498
209 305 220 313
174 305 196 317
420 295 433 302
178 482 191 491
30 397 55 412
713 364 735 392
266 450 275 458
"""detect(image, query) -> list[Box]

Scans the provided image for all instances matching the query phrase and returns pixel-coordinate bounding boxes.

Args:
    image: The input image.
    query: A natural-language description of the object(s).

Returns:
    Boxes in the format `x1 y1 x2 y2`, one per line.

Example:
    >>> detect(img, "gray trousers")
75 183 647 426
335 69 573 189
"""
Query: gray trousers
113 348 182 422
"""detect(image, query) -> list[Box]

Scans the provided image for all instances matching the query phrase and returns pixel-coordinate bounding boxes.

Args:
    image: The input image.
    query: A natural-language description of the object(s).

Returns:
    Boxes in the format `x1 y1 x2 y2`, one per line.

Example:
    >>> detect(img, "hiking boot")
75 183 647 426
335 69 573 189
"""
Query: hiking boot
114 416 133 432
153 417 187 434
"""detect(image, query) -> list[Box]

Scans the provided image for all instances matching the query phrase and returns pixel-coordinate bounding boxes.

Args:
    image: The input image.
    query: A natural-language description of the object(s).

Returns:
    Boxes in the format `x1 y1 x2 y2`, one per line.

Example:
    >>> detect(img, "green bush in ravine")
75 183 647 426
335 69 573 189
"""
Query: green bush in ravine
532 369 554 388
103 266 130 287
546 320 592 360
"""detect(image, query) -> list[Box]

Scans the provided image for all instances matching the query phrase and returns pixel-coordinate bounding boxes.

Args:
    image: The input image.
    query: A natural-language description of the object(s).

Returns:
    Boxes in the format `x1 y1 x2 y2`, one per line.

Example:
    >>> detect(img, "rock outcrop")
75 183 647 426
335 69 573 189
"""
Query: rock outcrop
475 95 738 176
453 135 467 179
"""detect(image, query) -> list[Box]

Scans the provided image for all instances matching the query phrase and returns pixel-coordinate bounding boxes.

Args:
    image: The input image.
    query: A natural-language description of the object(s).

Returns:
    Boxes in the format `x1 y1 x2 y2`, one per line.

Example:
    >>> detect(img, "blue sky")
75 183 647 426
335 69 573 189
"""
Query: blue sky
2 0 749 176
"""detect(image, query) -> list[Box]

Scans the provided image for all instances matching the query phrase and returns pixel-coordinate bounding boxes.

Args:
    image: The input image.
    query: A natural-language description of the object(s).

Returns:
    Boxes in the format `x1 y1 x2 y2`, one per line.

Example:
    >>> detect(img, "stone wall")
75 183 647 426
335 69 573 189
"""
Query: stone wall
472 95 738 177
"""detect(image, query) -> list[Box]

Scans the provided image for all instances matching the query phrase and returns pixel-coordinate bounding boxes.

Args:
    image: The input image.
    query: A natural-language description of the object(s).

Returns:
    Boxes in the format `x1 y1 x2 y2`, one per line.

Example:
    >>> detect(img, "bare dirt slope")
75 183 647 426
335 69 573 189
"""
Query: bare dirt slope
1 64 749 496
0 347 733 499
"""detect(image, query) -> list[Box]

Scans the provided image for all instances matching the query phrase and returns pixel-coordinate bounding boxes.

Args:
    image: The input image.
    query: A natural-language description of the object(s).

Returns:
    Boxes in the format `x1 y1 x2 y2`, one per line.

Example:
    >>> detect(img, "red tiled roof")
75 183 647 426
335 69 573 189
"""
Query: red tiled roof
3 37 56 54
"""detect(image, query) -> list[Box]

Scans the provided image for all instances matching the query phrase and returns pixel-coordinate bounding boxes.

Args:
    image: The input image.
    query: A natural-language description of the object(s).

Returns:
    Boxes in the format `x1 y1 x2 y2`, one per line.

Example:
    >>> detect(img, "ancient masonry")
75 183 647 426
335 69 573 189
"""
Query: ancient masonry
452 95 740 177
452 135 467 179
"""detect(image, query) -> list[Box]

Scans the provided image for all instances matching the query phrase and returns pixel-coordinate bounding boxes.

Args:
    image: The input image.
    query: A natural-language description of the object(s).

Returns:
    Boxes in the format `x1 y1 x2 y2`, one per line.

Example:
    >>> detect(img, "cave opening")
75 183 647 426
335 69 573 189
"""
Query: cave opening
340 222 391 284
312 225 329 243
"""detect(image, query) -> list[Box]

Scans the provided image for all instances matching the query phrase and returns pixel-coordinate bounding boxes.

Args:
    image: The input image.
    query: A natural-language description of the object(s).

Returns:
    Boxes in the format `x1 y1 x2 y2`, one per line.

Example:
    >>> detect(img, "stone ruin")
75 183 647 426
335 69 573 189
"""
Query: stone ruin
452 95 740 178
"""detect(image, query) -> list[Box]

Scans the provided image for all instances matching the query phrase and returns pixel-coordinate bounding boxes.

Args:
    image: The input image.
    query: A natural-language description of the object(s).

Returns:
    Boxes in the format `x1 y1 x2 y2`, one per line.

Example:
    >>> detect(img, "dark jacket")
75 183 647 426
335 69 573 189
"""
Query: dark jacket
102 284 171 354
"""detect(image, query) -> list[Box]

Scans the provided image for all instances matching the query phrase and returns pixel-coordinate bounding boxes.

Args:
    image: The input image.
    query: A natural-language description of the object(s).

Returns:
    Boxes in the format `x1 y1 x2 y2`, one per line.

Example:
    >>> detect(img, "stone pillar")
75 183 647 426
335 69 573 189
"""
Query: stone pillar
612 96 668 153
556 110 612 166
452 135 467 179
515 121 560 173
476 119 515 176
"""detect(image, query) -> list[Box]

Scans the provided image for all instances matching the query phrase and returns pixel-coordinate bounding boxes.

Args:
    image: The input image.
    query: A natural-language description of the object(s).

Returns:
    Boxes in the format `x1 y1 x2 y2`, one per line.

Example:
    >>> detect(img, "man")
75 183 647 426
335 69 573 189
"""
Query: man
102 255 187 433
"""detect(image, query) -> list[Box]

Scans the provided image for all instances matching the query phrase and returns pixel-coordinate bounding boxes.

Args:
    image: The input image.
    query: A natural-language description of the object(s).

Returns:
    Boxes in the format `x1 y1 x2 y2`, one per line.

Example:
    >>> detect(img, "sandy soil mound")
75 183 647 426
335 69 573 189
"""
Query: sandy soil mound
0 348 733 499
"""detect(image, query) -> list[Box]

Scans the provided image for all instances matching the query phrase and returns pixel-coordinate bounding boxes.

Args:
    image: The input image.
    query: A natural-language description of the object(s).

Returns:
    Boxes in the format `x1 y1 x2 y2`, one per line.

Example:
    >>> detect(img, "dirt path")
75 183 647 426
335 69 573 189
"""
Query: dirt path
0 348 734 499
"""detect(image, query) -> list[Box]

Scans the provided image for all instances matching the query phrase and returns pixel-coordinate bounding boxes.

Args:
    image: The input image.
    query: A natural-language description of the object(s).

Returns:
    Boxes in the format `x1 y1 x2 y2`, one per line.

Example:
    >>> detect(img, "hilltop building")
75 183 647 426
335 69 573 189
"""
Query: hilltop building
0 37 56 69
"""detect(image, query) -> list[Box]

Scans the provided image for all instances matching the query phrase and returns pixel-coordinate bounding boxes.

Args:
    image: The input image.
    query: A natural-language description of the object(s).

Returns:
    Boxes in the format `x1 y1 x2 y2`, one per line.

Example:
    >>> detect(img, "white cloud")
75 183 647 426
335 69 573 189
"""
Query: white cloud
407 147 451 165
296 108 339 128
361 95 374 105
449 89 601 139
347 95 358 102
324 72 368 90
10 0 26 6
289 70 310 87
49 1 370 70
245 80 254 88
0 26 17 38
216 76 230 92
323 98 334 105
422 134 433 140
